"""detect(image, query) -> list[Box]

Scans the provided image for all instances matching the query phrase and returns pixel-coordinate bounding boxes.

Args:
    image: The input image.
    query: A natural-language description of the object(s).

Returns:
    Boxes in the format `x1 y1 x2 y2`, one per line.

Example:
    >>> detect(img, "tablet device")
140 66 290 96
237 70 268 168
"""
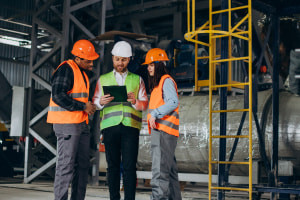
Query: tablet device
103 85 128 102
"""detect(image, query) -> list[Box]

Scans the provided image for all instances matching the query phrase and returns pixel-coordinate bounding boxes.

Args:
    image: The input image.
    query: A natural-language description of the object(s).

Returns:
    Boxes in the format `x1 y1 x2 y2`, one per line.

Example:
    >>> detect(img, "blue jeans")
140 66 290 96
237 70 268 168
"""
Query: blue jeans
103 124 139 200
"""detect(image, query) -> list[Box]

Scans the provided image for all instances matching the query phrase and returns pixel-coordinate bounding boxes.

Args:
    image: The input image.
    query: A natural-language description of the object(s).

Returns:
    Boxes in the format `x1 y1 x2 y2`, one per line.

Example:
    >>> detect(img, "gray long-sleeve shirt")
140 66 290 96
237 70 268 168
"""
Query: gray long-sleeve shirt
150 78 179 119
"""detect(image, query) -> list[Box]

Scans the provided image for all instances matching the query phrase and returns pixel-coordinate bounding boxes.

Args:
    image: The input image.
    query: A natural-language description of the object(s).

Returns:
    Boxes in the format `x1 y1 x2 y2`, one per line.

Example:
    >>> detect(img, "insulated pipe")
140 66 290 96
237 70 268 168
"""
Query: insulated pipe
137 90 300 177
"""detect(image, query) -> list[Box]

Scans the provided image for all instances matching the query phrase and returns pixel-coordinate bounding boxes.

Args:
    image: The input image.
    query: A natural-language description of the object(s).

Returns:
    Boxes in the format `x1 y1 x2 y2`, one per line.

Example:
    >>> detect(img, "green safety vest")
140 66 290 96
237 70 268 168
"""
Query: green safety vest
100 71 142 130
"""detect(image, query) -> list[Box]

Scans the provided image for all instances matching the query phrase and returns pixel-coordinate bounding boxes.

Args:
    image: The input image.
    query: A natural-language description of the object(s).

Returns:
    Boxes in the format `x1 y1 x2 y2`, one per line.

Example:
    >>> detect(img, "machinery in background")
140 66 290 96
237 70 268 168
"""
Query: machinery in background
158 40 209 89
0 70 23 177
0 123 23 177
99 34 271 93
0 68 54 178
157 38 271 92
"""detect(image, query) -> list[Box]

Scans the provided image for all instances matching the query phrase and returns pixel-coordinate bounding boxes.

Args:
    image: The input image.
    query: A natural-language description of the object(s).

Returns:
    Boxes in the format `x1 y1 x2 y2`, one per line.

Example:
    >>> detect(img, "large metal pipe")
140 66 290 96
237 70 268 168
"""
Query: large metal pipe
137 90 300 176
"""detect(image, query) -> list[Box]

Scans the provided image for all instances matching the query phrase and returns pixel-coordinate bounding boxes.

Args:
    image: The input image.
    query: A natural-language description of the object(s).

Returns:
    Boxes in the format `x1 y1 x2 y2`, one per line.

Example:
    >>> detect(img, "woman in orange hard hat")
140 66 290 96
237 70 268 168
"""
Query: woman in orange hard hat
144 48 182 200
47 39 98 200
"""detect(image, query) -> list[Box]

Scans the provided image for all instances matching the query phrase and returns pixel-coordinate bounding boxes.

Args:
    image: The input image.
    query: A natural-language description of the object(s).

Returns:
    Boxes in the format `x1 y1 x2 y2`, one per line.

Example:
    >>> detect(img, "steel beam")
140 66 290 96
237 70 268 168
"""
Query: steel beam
108 0 181 16
218 0 229 199
35 18 62 38
90 0 106 185
173 12 182 39
24 157 56 183
271 13 280 200
24 2 38 181
28 128 56 155
61 0 71 62
29 107 49 126
25 0 105 184
35 0 57 17
32 42 61 72
31 73 52 91
252 10 273 77
70 14 96 38
70 0 101 12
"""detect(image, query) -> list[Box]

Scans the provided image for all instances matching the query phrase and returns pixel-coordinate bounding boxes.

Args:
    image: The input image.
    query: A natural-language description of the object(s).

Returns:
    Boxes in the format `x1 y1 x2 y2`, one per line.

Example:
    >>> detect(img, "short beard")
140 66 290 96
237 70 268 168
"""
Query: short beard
114 66 127 73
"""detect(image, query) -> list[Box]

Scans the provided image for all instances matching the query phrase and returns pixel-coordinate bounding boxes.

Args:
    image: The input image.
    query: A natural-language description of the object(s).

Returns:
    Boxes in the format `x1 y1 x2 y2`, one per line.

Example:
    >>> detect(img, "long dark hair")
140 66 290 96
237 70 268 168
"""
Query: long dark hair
148 62 169 92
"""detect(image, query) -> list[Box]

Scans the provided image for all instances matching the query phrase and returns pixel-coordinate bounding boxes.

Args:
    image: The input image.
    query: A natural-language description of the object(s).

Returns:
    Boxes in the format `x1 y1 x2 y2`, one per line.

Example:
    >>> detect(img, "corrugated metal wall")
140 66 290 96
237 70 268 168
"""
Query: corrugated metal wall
0 0 33 26
0 43 30 87
0 0 53 89
0 43 52 89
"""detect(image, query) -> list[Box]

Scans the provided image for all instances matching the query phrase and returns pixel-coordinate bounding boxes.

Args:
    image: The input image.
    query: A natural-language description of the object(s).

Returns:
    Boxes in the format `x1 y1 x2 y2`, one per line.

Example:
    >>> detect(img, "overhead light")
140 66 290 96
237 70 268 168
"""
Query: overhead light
0 35 31 49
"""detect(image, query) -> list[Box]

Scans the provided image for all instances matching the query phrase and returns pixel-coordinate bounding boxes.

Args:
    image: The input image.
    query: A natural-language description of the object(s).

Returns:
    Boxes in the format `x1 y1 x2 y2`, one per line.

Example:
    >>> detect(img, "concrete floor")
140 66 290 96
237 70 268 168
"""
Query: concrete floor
0 177 208 200
0 177 271 200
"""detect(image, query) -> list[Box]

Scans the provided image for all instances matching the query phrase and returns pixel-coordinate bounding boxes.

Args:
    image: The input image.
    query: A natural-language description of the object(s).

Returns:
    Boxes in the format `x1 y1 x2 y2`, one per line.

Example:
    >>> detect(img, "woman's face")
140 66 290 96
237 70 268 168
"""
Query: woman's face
147 63 155 76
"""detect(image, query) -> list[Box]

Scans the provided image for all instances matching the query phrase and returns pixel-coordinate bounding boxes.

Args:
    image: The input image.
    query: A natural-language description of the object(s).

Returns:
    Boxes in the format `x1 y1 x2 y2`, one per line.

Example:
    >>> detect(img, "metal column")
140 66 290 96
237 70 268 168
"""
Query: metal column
218 0 229 199
271 12 280 200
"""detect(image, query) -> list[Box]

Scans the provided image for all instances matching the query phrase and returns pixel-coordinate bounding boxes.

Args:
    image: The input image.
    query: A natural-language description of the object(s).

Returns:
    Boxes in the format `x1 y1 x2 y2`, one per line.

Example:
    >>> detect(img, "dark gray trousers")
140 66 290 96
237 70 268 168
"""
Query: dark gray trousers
150 129 182 200
53 122 90 200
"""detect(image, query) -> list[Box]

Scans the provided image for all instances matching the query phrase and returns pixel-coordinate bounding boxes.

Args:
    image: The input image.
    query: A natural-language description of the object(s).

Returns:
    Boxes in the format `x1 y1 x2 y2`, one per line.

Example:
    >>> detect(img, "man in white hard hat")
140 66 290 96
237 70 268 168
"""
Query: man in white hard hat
93 41 148 200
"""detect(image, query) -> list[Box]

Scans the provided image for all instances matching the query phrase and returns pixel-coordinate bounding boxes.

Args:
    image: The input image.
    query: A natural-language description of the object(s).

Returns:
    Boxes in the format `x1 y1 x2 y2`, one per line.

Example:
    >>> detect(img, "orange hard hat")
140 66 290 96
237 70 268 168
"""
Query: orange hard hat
142 48 169 65
71 39 99 60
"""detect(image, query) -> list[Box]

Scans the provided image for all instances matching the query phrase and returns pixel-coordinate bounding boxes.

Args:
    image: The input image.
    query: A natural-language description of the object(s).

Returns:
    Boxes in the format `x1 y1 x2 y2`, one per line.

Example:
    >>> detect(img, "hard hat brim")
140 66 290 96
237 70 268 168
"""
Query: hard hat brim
142 59 169 65
142 61 150 65
86 52 100 60
75 52 100 61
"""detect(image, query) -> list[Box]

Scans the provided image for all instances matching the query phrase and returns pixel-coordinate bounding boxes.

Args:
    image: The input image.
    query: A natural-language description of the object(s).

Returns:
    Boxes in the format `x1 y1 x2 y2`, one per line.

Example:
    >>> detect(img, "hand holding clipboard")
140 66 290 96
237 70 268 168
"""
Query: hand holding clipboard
101 86 136 106
127 92 136 105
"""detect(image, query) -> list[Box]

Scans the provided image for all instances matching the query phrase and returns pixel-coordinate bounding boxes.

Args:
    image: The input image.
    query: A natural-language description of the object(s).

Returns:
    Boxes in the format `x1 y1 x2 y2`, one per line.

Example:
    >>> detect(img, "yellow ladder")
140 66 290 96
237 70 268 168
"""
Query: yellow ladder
185 0 253 199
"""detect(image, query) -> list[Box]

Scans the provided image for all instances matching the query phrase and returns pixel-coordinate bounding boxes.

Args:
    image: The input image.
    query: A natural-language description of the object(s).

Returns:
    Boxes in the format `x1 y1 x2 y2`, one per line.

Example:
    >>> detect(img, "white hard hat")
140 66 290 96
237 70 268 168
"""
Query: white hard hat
111 41 132 57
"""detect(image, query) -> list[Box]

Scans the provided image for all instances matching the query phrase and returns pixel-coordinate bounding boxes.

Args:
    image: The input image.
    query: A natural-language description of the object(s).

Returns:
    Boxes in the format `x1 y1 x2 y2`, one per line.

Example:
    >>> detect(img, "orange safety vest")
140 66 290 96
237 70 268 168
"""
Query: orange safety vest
147 74 179 137
47 60 89 124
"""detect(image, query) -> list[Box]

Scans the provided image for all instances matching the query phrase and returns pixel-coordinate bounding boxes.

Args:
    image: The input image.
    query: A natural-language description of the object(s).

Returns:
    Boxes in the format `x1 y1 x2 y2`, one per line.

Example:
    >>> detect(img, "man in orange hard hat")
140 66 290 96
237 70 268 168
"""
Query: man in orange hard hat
47 39 99 200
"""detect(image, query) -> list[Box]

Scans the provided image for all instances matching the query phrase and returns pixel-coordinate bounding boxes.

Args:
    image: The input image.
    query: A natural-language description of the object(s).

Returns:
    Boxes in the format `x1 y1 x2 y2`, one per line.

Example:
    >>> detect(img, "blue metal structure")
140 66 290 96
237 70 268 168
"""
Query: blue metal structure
247 0 300 199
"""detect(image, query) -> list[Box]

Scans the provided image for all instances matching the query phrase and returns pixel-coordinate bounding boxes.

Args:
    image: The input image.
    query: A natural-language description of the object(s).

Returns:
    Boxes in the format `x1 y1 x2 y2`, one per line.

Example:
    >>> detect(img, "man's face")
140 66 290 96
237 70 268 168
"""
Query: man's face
76 57 94 71
112 56 130 73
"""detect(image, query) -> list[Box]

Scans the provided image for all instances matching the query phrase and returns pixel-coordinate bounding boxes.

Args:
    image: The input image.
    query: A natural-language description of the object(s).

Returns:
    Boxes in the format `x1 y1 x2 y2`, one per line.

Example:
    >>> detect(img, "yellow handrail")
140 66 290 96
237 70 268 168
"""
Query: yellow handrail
211 108 250 113
185 1 252 198
248 0 253 198
212 187 250 192
211 135 249 138
211 5 249 14
211 161 250 165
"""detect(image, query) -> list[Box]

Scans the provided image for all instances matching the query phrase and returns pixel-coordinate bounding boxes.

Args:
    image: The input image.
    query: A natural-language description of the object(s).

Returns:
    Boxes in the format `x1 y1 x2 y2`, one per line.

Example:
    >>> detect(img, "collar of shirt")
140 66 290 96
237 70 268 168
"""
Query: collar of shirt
113 69 128 85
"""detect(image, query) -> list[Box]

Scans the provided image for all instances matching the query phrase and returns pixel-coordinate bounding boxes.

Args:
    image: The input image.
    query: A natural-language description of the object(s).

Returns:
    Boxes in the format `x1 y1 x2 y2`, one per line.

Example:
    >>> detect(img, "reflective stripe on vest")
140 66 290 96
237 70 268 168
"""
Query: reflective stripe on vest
47 60 89 124
103 111 142 122
104 102 132 108
50 92 88 99
147 74 179 137
99 71 142 130
69 93 88 98
148 109 179 130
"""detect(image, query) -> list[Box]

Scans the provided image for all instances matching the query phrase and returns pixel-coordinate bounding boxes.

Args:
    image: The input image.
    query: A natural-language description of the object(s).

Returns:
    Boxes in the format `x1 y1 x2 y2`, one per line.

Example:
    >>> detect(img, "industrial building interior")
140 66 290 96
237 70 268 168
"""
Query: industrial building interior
0 0 300 199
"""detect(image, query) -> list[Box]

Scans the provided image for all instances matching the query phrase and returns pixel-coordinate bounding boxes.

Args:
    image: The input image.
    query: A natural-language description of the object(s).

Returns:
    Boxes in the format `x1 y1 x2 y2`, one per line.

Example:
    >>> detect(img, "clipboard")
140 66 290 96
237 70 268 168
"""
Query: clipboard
103 85 128 102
